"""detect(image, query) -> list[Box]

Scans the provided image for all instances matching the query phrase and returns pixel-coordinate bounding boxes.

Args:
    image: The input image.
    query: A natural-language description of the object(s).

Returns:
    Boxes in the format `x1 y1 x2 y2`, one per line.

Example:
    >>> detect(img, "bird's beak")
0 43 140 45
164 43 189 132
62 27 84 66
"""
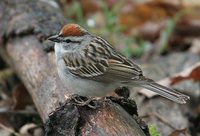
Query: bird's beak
48 34 60 42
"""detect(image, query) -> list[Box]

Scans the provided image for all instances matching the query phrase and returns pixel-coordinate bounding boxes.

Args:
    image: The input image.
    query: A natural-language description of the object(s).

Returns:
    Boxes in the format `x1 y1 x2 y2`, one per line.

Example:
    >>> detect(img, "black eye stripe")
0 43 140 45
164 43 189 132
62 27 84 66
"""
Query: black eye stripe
63 39 81 44
65 39 72 43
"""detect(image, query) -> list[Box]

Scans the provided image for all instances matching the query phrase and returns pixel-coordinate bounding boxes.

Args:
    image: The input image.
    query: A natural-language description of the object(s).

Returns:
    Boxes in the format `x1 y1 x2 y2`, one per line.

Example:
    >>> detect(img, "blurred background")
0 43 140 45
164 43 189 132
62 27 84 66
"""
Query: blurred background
0 0 200 135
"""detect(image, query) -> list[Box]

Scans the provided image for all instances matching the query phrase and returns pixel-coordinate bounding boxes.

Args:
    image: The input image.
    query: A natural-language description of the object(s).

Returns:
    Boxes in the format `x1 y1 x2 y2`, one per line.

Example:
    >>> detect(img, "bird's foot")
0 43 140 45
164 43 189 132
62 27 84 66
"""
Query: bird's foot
71 94 99 109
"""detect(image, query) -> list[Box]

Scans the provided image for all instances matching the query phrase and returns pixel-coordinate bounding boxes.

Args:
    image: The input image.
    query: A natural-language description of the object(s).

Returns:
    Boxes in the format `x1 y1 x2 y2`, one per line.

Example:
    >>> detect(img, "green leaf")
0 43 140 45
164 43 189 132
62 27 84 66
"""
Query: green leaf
149 125 161 136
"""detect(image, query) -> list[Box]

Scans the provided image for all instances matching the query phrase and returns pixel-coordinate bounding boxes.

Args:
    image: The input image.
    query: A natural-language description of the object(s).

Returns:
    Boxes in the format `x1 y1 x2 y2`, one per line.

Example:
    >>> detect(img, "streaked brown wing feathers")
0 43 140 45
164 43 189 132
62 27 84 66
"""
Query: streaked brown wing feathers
64 36 143 82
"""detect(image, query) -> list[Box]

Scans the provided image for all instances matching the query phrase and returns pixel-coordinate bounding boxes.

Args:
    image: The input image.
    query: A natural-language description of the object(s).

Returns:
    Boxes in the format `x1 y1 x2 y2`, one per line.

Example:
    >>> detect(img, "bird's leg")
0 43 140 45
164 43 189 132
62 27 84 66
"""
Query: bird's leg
71 94 99 109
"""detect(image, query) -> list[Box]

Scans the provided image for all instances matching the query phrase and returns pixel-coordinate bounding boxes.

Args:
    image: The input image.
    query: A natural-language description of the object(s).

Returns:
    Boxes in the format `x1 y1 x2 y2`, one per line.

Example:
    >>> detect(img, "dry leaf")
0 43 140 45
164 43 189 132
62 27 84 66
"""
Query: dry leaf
118 1 180 30
138 20 166 41
81 0 100 16
168 128 187 136
12 84 33 110
171 62 200 85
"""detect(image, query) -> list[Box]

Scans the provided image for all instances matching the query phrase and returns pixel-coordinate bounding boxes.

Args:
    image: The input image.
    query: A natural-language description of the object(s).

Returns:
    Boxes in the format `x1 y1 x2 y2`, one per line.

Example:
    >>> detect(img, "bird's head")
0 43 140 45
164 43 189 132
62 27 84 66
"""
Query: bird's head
48 24 90 44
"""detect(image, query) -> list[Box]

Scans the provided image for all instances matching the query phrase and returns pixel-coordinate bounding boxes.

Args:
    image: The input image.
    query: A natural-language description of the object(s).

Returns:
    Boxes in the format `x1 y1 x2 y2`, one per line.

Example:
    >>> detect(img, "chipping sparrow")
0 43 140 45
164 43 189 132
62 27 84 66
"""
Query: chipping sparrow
48 24 190 104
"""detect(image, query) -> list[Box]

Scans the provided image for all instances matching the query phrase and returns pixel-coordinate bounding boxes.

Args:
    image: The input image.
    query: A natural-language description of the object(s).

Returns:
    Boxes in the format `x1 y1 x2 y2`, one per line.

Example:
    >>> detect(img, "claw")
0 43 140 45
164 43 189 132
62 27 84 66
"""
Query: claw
71 94 99 109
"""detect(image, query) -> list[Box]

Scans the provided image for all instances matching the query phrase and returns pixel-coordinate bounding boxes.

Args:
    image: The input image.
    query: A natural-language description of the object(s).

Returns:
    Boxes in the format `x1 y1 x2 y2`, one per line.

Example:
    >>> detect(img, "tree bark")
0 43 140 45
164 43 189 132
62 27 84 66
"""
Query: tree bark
0 0 148 135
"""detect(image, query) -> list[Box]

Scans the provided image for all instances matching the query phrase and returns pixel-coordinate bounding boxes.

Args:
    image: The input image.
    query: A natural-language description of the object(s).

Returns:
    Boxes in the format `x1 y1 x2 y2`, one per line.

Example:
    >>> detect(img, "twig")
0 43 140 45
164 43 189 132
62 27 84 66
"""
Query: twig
0 108 38 115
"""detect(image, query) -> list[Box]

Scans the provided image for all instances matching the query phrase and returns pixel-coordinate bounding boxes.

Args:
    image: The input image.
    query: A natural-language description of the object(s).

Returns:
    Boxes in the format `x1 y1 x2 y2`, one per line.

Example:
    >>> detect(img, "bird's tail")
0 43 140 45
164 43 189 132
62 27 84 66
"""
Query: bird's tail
140 82 190 104
124 76 190 104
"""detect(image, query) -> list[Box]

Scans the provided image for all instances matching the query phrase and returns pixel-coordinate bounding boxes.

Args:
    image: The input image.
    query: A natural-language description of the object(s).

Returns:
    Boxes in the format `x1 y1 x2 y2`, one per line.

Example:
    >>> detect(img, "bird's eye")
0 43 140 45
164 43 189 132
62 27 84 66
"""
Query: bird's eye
65 39 72 43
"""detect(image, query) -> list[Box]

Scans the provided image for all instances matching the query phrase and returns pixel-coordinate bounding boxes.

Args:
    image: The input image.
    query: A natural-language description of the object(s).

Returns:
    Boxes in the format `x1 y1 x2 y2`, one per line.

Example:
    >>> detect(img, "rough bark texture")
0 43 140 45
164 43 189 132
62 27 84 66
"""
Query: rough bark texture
0 0 148 135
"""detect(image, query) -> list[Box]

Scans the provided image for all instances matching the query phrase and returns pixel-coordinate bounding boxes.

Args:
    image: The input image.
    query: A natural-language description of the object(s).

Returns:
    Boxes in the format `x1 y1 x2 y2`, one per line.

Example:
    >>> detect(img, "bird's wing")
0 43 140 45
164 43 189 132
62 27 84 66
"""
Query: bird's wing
63 36 143 83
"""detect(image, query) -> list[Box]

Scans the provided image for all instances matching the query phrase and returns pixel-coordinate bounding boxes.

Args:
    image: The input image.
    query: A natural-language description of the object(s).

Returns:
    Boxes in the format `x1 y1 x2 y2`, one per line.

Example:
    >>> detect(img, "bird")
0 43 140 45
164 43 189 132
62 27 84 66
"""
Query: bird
48 23 190 105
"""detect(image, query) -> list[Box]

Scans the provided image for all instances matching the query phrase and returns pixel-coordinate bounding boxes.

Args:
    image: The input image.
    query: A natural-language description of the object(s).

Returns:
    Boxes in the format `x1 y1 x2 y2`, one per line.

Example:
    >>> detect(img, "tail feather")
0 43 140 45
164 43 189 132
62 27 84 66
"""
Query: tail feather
141 82 190 104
